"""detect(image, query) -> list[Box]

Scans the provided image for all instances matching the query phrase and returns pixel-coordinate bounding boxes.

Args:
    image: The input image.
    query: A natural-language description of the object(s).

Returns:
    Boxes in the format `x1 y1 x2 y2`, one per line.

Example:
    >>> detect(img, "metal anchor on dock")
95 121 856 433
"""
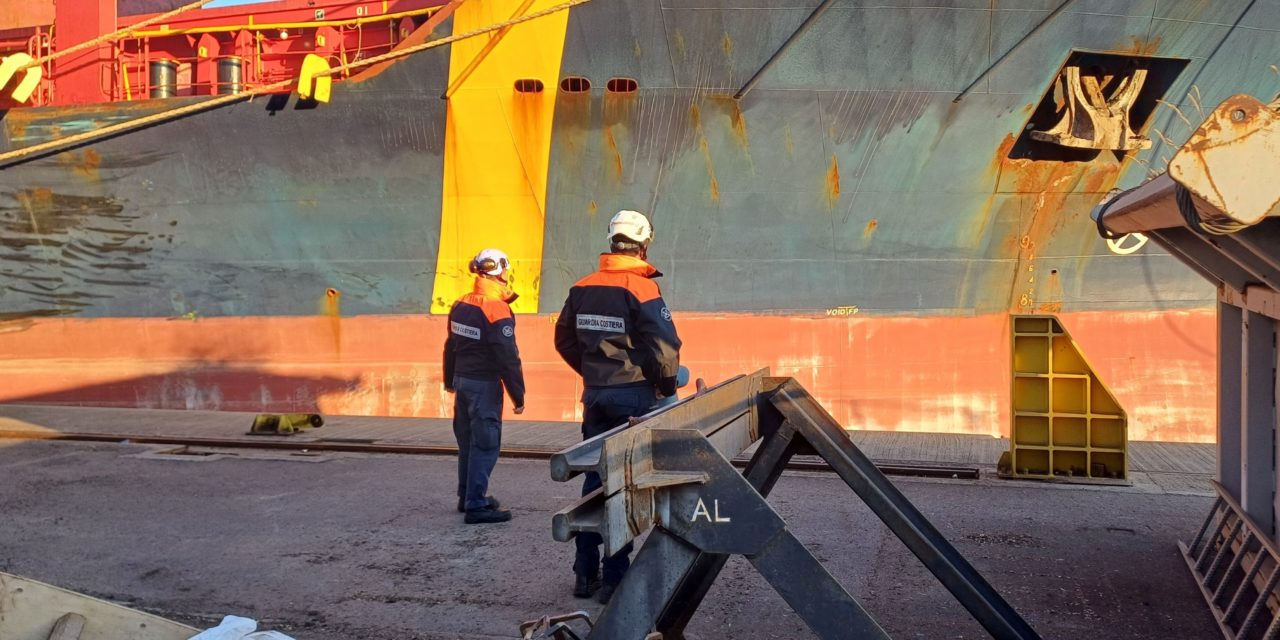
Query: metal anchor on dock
541 370 1042 640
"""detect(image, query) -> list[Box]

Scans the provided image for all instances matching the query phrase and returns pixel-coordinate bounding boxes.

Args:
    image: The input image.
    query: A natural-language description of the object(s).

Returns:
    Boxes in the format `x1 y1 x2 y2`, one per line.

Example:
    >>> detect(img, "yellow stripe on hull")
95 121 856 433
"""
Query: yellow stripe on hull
432 0 569 314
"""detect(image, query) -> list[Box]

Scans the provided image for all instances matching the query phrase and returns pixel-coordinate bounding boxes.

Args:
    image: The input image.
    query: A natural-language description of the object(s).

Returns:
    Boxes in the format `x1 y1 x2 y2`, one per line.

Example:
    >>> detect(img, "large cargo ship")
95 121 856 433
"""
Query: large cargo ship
1 0 1271 442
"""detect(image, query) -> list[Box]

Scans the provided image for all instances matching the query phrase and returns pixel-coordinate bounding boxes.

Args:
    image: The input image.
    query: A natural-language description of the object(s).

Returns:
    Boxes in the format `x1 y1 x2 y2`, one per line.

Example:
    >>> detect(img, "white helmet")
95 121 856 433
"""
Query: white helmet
469 248 510 277
607 209 653 245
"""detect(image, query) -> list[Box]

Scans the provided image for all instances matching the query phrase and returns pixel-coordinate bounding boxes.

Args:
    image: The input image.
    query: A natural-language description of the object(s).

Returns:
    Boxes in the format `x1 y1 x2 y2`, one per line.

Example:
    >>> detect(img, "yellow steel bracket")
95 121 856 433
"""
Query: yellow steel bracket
297 53 332 103
0 54 43 104
1001 315 1129 485
1170 94 1280 226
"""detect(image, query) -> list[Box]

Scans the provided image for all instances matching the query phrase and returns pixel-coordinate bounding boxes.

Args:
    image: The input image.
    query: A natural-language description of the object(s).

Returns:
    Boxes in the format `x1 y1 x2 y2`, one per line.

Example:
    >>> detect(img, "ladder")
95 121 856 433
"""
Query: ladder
1182 483 1280 640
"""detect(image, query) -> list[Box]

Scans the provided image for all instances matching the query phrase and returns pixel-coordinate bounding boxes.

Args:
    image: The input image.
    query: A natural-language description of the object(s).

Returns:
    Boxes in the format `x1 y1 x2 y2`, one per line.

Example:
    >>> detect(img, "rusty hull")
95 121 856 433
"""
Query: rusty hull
1 1 1276 441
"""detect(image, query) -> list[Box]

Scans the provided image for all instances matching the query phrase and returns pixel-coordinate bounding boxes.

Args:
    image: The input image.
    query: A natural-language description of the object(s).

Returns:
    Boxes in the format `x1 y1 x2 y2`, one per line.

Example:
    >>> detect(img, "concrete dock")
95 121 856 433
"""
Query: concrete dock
0 405 1220 639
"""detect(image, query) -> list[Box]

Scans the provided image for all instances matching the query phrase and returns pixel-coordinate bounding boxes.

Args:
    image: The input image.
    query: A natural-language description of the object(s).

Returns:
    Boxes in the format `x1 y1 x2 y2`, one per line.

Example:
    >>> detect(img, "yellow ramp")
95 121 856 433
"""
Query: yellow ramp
431 0 569 314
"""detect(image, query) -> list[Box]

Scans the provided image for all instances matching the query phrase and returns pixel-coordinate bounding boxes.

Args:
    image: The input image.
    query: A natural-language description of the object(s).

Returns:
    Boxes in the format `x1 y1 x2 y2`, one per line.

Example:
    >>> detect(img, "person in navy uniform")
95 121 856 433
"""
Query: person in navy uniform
444 248 525 524
554 210 682 602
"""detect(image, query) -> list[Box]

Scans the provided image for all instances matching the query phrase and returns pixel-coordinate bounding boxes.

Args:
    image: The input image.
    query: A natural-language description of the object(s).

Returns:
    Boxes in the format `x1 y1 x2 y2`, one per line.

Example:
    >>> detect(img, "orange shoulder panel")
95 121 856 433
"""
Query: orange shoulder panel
481 298 513 323
575 271 660 303
625 274 660 303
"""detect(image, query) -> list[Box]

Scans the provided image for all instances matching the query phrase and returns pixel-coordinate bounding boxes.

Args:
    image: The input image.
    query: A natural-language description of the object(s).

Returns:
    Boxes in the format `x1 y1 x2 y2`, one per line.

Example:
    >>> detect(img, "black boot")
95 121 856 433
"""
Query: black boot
573 574 600 598
457 496 500 513
596 582 617 604
464 507 511 524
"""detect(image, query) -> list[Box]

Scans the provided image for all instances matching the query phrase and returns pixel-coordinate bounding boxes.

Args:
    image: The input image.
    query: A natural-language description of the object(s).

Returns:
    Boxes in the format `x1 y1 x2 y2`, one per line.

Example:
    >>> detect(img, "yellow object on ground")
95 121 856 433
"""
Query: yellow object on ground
1004 315 1128 483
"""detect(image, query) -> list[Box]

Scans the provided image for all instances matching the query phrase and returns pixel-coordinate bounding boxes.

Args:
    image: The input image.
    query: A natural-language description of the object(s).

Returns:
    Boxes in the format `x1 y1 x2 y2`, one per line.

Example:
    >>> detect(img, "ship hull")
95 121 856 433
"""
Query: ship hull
2 0 1273 442
0 310 1214 442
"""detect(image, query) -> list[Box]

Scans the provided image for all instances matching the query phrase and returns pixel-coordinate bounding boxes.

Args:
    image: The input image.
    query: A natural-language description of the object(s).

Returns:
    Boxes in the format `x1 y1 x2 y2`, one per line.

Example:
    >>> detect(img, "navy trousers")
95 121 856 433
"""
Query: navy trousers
452 376 504 511
573 385 657 585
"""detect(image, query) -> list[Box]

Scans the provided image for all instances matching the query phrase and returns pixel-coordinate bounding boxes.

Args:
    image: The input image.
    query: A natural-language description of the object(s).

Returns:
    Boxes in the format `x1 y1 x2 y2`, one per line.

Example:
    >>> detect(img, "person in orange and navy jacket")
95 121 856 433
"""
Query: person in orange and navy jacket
444 248 525 525
554 210 682 604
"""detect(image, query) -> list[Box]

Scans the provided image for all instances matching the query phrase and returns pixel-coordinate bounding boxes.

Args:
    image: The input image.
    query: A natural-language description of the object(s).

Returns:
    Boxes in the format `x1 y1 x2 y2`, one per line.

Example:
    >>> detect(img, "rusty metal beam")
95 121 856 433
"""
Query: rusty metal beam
1148 228 1251 290
1241 310 1276 534
1233 223 1280 276
1093 174 1184 235
1239 285 1280 322
1147 230 1224 287
1206 235 1280 290
1218 300 1243 496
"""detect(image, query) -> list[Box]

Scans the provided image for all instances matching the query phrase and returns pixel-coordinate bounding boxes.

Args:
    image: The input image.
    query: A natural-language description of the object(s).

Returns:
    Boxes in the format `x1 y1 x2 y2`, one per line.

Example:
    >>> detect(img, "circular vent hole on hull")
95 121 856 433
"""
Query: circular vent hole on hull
606 77 638 93
560 76 591 93
514 78 544 93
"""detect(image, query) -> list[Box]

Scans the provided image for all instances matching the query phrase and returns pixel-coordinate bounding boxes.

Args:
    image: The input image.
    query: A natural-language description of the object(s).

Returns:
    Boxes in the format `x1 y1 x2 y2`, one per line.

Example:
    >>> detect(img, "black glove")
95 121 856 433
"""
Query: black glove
657 376 678 398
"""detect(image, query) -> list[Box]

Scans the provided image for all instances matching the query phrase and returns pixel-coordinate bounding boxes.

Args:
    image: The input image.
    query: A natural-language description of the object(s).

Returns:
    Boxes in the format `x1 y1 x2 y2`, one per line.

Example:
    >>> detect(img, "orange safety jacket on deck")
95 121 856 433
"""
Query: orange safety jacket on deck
443 277 525 406
554 254 682 396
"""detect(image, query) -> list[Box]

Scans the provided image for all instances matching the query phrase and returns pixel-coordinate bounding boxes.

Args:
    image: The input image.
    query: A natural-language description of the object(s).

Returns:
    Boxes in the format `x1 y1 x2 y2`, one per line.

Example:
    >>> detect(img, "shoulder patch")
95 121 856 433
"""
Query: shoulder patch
661 306 672 321
502 325 514 338
575 271 661 303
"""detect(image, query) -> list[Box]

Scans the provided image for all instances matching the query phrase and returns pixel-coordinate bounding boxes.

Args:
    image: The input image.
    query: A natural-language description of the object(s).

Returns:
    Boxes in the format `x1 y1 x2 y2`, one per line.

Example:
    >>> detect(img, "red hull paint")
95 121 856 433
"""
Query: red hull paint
0 310 1215 442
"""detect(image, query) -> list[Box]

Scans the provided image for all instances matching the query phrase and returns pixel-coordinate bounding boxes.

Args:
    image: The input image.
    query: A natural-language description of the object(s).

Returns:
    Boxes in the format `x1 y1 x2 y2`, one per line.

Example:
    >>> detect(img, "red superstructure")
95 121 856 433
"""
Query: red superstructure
0 0 444 107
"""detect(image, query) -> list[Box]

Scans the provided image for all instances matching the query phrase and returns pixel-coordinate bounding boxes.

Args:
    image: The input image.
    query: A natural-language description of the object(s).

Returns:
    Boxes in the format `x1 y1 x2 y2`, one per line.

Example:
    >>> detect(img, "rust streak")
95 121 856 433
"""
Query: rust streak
323 288 342 356
692 104 720 203
57 149 102 181
1120 35 1162 56
825 155 841 208
603 127 624 181
730 103 749 149
1037 270 1064 313
1000 152 1119 311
